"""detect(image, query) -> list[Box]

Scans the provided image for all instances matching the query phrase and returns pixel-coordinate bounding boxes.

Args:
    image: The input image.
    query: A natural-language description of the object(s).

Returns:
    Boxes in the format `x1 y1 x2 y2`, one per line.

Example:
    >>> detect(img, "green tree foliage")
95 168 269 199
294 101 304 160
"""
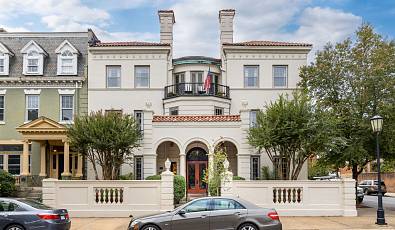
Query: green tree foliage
0 170 16 197
248 92 343 180
204 144 228 196
67 110 141 180
299 24 395 180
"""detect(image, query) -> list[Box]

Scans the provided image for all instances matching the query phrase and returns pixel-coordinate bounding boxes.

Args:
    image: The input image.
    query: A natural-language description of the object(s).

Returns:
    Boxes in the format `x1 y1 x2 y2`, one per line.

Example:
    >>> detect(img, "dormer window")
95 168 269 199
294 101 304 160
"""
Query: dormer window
0 42 14 76
55 40 79 76
21 40 47 76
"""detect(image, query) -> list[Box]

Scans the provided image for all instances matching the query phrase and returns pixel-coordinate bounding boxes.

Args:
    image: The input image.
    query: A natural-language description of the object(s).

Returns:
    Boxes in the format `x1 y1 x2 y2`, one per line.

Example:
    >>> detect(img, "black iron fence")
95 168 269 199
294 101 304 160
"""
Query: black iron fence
164 83 230 99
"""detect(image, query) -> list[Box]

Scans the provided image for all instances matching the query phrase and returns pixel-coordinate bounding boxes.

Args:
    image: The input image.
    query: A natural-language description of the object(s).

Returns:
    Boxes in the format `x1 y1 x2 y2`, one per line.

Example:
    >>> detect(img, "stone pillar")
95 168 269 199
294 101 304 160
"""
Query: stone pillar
76 153 83 178
343 178 358 216
160 159 174 211
21 140 30 176
39 142 47 177
61 140 71 179
179 153 186 178
42 178 58 208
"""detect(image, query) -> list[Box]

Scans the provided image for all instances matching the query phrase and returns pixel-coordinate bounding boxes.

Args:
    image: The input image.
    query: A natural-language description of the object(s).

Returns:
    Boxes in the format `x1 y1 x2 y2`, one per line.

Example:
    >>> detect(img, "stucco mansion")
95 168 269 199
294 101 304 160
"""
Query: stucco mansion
0 10 312 195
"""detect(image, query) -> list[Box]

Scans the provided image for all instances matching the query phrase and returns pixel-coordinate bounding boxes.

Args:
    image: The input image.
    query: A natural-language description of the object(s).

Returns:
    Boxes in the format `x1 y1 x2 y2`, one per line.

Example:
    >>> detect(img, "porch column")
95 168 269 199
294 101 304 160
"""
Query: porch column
76 153 83 178
39 142 47 177
61 140 71 178
21 140 30 176
180 153 186 178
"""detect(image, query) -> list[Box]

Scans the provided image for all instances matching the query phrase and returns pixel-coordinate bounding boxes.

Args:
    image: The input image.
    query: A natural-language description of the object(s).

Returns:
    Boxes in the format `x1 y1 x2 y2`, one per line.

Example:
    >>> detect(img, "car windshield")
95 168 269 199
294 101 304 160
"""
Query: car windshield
17 199 52 210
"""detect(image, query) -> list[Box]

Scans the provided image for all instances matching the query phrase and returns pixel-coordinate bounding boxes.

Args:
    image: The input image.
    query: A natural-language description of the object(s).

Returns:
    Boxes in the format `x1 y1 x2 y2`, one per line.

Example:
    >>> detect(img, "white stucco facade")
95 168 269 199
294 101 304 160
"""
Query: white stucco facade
87 9 312 189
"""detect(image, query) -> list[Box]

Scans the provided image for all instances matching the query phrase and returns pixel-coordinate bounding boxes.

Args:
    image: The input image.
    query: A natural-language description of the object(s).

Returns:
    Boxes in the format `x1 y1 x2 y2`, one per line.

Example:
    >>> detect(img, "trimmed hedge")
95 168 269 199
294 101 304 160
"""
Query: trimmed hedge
233 176 246 180
0 170 16 197
146 174 186 204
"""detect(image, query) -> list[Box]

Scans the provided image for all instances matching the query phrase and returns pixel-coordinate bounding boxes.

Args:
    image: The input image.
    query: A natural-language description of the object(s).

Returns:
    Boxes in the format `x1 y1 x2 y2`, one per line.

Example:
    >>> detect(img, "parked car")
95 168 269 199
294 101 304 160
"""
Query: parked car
0 198 70 230
358 180 387 195
357 186 364 203
128 197 282 230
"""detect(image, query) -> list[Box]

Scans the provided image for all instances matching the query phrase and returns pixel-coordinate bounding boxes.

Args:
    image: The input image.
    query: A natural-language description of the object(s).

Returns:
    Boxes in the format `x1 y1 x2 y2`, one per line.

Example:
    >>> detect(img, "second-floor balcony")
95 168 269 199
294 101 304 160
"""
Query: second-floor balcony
164 83 230 99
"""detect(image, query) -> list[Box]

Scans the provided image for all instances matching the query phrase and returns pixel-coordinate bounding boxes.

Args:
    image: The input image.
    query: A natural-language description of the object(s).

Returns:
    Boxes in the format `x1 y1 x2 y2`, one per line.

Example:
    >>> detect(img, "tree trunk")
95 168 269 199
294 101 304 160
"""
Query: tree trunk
352 164 359 181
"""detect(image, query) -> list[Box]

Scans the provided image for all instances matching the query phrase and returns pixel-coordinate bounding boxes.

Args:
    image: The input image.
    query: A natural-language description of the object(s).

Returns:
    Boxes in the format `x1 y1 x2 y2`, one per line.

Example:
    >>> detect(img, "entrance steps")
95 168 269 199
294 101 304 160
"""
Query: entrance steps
16 187 42 201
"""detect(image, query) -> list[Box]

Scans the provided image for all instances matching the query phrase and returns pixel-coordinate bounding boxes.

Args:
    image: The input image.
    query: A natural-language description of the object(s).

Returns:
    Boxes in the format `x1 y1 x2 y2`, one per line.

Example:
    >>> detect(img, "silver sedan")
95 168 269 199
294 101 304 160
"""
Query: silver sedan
128 197 282 230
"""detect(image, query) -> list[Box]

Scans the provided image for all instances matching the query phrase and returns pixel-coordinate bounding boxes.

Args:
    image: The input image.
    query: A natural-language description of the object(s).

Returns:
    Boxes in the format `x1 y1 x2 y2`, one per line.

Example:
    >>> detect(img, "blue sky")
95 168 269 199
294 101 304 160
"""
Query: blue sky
0 0 394 58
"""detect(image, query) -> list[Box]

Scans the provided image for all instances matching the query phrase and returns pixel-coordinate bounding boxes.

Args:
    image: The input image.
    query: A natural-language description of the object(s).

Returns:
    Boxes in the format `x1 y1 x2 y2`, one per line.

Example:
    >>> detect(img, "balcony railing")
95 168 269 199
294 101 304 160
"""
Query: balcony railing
164 83 230 99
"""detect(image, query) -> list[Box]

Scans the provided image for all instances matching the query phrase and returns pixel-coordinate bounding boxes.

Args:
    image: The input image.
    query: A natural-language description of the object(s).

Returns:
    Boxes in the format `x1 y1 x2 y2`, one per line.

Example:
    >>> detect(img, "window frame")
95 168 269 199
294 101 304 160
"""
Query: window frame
184 198 211 213
249 109 259 127
134 110 144 134
251 156 261 180
169 106 179 116
26 52 39 74
244 65 259 88
214 107 224 115
0 53 5 74
273 65 288 88
59 50 77 75
7 154 21 175
106 65 121 88
212 198 246 210
0 154 4 170
134 65 150 88
134 156 143 180
25 95 39 122
60 95 74 122
0 94 4 123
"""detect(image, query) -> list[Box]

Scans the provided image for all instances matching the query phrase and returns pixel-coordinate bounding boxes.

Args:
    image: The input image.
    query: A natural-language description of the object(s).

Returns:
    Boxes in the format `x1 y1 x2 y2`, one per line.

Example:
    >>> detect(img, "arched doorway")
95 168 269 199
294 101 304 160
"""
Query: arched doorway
187 147 208 194
215 141 238 176
156 141 181 175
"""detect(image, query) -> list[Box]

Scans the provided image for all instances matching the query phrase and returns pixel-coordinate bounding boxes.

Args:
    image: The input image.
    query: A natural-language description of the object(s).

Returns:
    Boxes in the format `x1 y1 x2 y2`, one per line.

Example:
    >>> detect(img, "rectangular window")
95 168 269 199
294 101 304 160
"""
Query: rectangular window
0 155 3 170
0 95 4 121
106 66 121 88
8 155 20 175
251 156 260 180
0 58 4 73
249 110 259 127
169 107 179 116
61 95 74 121
173 72 185 84
27 58 39 73
273 65 288 87
134 110 143 134
61 58 73 74
214 107 224 115
244 66 259 88
134 156 143 180
135 66 150 88
274 156 288 179
26 95 39 121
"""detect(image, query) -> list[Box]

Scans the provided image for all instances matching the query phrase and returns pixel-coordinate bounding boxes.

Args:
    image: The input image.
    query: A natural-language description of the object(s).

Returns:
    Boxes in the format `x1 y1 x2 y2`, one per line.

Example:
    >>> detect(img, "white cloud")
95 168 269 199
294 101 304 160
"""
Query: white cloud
0 25 29 32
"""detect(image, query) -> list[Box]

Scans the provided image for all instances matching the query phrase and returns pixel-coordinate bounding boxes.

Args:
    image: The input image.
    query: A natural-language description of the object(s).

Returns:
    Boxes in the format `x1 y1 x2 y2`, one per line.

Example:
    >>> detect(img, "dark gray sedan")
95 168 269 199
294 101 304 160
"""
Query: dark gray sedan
128 197 281 230
0 198 70 230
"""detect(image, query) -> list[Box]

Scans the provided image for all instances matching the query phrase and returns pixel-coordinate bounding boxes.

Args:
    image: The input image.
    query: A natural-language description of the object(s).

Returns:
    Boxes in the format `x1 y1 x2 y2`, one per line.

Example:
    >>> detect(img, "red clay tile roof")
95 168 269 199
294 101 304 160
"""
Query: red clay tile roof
153 115 241 122
93 41 170 47
223 40 312 47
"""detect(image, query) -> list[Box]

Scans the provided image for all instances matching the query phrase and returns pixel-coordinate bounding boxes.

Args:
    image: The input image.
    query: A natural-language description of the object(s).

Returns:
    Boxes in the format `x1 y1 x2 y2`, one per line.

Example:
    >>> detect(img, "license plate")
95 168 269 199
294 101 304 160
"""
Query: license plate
60 216 66 220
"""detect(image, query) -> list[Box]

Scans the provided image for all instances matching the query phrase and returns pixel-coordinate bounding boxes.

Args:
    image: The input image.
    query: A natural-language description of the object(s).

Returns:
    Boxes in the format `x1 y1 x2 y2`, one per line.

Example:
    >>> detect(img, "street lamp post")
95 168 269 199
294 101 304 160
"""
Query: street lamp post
370 115 386 225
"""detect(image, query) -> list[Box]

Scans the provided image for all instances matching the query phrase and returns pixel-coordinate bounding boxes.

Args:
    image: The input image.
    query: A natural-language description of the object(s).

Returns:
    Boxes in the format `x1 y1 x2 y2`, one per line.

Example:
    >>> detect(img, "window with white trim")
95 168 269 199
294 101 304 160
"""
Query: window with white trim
0 52 4 73
60 95 74 121
134 156 143 180
249 110 259 127
169 107 179 116
26 95 39 121
244 65 259 88
134 110 143 134
0 95 4 122
106 66 121 88
27 51 39 74
56 40 78 75
60 50 74 74
135 66 150 88
214 107 224 115
251 156 260 180
8 155 21 175
273 65 288 87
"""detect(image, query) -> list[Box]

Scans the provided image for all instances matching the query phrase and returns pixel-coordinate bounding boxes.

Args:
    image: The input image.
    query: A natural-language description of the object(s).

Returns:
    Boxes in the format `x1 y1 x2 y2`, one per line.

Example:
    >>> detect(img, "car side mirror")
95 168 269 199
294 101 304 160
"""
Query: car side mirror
178 209 186 215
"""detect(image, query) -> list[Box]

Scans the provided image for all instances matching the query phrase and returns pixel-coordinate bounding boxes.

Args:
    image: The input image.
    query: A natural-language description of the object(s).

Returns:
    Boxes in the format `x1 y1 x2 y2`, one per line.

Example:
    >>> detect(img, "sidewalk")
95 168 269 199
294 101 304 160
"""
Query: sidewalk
70 216 395 230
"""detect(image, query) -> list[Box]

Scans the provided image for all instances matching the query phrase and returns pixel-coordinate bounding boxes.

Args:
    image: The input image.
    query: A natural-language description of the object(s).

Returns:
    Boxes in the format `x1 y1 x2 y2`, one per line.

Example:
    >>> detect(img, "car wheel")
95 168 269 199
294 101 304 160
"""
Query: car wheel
357 197 363 203
141 224 160 230
239 223 258 230
5 225 24 230
363 189 368 195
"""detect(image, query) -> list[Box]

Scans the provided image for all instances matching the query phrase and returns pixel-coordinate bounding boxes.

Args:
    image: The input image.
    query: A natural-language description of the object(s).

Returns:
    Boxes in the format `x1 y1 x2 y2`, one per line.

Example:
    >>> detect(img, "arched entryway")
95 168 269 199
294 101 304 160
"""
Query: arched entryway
156 141 181 175
215 141 238 176
186 147 208 194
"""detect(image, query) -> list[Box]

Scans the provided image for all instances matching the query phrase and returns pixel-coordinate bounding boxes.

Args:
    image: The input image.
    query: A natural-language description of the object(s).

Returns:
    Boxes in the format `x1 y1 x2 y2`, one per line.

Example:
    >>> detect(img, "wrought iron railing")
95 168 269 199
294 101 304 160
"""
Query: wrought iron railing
164 83 230 99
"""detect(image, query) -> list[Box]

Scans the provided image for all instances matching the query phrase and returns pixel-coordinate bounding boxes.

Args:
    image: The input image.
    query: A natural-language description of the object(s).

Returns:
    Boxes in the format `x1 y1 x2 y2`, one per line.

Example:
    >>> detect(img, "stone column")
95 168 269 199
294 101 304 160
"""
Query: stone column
61 140 71 179
76 153 83 178
39 142 47 177
21 140 30 176
179 153 186 178
343 178 358 216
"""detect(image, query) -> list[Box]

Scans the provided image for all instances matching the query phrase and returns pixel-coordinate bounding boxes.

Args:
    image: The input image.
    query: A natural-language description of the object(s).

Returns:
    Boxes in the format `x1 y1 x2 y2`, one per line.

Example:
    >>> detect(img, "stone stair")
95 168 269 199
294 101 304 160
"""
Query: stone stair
16 187 42 201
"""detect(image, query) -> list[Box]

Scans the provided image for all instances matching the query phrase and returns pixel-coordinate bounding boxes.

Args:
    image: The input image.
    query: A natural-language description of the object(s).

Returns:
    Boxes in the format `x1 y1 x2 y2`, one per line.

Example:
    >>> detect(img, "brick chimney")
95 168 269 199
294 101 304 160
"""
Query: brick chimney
219 9 235 44
158 10 175 45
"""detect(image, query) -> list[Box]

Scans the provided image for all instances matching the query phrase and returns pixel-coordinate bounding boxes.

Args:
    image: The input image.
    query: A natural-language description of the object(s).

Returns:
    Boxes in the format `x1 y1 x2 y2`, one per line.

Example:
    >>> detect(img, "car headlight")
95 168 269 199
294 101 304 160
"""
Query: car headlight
129 220 140 229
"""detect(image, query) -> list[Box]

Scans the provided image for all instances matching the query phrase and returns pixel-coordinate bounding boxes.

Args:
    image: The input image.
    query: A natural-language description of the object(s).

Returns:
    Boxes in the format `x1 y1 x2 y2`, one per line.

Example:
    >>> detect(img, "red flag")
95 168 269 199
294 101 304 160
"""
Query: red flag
204 71 212 91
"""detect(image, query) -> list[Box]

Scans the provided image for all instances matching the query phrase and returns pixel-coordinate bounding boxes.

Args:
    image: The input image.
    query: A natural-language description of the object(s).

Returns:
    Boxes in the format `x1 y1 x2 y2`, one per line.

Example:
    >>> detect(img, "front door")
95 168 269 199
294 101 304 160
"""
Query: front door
187 161 207 194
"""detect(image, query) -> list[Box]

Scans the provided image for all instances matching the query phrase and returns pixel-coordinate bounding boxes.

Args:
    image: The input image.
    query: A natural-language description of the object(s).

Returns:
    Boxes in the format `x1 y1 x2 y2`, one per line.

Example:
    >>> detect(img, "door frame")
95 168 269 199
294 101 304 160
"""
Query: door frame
187 160 208 194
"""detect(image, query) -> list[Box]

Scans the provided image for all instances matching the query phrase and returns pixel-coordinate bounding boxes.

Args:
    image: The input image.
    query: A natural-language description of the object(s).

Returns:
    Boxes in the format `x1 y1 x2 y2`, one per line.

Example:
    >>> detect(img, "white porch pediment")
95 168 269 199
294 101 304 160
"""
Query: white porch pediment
20 40 48 56
55 40 80 54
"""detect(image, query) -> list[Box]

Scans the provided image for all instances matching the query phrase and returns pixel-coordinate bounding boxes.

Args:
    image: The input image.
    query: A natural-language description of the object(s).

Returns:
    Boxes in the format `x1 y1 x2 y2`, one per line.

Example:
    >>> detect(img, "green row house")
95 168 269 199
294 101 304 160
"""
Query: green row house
0 29 99 186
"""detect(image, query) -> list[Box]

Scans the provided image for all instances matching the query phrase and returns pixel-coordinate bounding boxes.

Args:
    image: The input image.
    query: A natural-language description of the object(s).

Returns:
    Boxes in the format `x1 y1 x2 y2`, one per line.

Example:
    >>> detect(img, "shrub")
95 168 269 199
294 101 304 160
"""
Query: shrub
145 175 161 180
174 175 186 204
119 173 134 180
260 166 275 180
0 170 16 197
232 176 245 180
145 174 186 204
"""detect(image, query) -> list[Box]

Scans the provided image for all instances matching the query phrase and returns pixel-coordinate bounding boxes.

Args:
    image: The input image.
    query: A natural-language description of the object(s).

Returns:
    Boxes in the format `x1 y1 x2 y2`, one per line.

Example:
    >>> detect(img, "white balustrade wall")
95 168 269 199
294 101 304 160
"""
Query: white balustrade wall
42 171 174 218
222 177 357 217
